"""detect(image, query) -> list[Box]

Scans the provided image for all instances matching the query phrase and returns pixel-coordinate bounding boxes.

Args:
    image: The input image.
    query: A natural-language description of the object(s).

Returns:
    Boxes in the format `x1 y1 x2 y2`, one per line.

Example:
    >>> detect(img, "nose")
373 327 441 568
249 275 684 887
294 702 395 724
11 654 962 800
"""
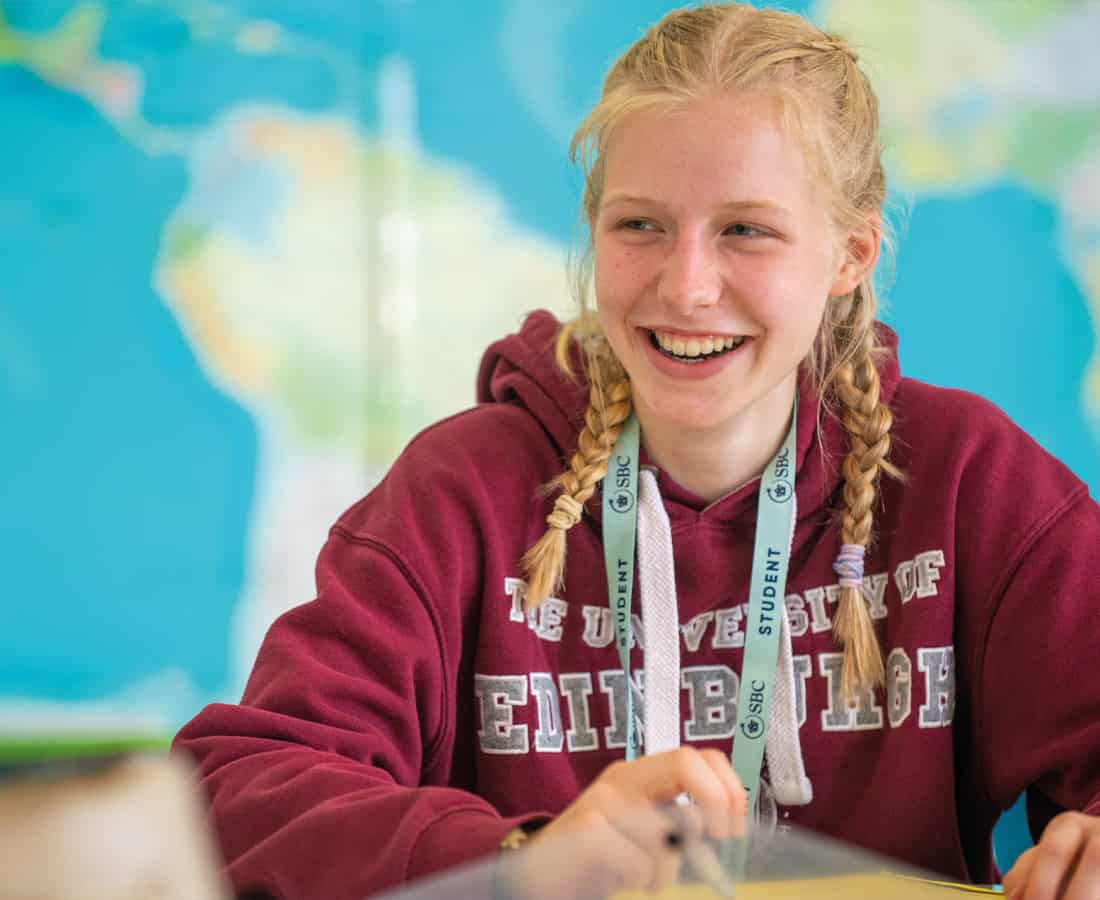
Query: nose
657 232 722 314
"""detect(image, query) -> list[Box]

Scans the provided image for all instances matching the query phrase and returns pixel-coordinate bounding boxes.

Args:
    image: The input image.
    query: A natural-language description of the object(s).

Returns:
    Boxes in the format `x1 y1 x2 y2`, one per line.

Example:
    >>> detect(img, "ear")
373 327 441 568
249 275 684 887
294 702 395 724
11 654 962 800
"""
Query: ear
829 214 881 297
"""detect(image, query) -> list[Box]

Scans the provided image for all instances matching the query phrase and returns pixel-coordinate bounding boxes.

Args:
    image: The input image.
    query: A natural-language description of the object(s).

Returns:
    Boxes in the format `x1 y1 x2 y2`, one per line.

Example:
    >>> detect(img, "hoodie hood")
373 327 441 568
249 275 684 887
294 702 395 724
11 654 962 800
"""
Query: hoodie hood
478 309 902 526
477 310 588 455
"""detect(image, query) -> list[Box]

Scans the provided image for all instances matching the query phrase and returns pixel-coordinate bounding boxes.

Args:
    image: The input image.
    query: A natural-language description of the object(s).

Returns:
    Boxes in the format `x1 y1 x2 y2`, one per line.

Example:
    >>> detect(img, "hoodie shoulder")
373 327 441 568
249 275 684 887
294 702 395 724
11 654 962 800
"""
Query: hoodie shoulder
333 402 566 539
333 312 587 540
892 376 1050 455
889 375 1086 523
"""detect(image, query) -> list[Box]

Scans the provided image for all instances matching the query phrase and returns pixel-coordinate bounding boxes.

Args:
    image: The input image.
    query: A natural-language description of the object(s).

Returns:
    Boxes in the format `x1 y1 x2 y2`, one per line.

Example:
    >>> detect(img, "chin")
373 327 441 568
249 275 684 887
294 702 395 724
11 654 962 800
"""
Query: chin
638 393 735 433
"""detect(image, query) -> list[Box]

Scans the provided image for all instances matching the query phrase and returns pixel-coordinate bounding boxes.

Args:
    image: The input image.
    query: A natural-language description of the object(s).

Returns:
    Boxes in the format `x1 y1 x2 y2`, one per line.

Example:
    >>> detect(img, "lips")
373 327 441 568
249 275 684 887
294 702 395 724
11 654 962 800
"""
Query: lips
631 326 751 383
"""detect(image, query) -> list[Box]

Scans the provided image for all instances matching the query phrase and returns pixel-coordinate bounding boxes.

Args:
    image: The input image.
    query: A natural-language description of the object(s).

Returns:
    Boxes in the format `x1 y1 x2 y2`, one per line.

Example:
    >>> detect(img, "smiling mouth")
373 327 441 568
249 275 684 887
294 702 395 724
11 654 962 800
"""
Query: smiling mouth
648 329 747 363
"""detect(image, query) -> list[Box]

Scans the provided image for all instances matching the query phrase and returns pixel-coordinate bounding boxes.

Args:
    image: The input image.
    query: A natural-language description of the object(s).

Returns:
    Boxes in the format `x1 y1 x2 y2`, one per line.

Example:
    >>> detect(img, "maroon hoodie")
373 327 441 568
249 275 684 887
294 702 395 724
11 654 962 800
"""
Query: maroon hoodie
174 310 1100 898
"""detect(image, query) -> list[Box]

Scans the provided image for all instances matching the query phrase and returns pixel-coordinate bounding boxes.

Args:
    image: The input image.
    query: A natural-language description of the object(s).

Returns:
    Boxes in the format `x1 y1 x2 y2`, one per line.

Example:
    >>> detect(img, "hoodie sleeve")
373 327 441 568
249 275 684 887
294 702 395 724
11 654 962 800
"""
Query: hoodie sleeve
173 317 580 898
173 521 538 899
971 486 1100 833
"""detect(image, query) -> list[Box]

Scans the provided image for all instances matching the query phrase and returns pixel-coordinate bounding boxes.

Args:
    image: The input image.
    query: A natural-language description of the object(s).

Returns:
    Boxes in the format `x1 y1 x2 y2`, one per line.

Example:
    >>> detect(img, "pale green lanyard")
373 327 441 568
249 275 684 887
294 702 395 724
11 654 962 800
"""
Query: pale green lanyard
601 412 642 759
602 400 798 826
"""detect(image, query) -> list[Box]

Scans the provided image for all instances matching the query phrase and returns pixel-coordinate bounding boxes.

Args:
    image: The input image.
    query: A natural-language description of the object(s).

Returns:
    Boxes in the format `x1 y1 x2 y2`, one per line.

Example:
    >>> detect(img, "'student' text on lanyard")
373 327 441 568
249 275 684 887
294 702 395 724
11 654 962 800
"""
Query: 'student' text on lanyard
601 399 798 818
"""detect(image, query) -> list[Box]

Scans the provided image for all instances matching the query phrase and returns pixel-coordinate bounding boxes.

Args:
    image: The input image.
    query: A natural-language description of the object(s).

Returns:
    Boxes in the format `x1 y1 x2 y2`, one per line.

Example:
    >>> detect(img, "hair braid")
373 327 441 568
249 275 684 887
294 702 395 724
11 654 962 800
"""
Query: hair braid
831 328 898 699
521 346 632 609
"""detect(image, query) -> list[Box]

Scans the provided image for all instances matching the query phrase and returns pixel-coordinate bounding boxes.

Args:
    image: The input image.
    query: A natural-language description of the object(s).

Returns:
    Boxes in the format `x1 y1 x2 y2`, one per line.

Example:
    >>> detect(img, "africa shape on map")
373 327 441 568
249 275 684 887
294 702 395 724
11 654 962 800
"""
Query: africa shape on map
0 0 1096 749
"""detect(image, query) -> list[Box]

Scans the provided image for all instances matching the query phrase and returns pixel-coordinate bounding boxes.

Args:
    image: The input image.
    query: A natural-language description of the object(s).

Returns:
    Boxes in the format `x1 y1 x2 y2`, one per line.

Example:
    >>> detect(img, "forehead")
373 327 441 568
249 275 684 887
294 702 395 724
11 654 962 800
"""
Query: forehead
601 90 823 214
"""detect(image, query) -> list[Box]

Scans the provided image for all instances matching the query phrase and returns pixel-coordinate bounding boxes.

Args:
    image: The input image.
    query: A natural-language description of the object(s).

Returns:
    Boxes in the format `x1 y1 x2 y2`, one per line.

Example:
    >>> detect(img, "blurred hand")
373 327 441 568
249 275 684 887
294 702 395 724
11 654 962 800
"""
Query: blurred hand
1003 811 1100 900
497 747 747 900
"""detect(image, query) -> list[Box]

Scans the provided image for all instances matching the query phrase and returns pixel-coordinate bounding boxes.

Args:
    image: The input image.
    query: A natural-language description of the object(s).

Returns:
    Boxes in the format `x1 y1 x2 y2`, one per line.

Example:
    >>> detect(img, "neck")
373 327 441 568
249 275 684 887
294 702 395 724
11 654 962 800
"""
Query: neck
635 376 797 504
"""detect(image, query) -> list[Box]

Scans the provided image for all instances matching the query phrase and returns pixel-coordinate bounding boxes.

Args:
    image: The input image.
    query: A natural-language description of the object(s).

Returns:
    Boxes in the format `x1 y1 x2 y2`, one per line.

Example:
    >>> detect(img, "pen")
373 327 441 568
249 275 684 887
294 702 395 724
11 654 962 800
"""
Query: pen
666 828 736 898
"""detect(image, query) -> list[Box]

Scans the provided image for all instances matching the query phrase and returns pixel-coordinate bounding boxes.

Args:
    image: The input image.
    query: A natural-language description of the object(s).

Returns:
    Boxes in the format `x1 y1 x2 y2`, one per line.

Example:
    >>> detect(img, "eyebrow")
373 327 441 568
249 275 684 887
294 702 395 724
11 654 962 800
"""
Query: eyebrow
601 193 793 218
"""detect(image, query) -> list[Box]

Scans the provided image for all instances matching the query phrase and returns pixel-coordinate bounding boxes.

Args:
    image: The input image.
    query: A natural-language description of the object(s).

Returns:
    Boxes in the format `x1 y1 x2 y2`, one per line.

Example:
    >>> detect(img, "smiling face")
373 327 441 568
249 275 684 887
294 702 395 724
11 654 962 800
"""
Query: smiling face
592 89 865 442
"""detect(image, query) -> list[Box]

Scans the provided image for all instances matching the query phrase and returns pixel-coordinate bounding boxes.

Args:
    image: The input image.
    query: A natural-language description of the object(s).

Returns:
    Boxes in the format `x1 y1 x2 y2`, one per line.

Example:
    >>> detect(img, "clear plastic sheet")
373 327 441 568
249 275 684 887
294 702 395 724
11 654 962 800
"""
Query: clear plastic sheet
380 802 1000 899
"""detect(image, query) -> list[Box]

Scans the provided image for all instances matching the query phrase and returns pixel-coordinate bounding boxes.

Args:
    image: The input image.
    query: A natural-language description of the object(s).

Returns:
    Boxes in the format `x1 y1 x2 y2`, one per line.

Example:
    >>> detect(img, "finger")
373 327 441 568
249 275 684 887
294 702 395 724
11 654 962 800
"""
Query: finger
1019 815 1086 900
697 748 749 838
1003 845 1037 898
608 796 681 854
664 799 739 893
600 749 743 846
697 748 748 811
652 827 685 891
1062 831 1100 900
604 749 717 802
662 748 742 840
580 782 685 892
523 783 658 900
553 814 657 898
667 796 707 841
606 794 709 891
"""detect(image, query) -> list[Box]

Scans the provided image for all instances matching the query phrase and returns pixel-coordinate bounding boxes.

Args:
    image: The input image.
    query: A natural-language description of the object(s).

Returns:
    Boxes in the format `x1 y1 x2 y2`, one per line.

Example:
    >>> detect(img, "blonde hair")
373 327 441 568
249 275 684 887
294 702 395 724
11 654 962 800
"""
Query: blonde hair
521 2 902 699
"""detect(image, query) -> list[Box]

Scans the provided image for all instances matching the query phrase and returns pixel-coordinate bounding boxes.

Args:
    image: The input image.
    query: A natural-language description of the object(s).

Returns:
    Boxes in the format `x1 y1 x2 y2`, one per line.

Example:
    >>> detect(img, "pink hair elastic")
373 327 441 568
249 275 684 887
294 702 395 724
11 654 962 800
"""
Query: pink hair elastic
832 544 865 589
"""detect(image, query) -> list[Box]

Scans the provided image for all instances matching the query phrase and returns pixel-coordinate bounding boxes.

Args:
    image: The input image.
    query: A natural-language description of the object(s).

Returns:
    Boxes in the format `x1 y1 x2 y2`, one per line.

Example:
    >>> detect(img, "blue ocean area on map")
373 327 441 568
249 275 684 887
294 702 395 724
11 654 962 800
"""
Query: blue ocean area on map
0 62 256 699
891 186 1097 491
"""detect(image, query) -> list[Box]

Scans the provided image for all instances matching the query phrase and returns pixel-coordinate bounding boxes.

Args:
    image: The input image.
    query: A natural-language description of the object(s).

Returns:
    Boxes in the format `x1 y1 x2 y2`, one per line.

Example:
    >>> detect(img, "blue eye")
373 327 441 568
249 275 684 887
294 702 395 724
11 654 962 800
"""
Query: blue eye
619 219 655 232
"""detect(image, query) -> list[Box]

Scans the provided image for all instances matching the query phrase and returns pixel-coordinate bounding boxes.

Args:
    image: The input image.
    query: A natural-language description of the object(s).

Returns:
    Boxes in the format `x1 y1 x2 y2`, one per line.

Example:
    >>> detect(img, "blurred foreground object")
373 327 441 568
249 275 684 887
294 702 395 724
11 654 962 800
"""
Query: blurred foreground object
0 752 232 900
381 802 1002 899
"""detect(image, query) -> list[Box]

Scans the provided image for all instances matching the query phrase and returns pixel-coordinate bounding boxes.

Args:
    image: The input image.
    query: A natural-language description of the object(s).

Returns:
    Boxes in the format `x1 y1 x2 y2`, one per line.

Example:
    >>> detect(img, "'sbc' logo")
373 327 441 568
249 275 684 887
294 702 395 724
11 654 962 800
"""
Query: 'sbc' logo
765 479 793 504
740 714 765 740
610 490 635 513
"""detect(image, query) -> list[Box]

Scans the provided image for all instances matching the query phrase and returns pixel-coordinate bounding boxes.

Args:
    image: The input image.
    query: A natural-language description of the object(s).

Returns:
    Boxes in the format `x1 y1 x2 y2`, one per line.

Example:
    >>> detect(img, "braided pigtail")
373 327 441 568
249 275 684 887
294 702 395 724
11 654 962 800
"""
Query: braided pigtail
521 334 632 609
830 321 902 699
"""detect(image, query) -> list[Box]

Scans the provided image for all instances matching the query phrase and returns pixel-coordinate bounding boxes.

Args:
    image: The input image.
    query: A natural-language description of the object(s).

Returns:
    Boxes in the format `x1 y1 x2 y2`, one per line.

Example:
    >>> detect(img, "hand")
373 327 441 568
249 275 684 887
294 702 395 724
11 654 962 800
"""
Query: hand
497 747 747 900
1003 811 1100 899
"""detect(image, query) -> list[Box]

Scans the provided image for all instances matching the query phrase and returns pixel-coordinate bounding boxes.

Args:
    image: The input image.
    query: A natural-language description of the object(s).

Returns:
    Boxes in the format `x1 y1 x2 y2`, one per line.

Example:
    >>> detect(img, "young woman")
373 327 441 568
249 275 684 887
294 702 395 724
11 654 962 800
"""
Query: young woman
174 5 1100 898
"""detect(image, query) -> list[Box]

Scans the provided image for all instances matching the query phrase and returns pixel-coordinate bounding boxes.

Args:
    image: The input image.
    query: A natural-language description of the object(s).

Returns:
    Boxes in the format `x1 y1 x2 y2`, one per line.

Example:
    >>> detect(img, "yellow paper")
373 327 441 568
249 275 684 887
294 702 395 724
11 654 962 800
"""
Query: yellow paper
614 872 1002 898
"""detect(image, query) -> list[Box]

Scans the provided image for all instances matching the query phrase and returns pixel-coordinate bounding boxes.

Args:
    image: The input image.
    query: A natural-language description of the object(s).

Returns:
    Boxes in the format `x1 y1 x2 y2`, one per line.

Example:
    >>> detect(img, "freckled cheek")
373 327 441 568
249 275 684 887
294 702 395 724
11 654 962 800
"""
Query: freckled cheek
593 276 629 348
750 295 822 347
742 265 830 329
594 271 624 321
595 251 648 318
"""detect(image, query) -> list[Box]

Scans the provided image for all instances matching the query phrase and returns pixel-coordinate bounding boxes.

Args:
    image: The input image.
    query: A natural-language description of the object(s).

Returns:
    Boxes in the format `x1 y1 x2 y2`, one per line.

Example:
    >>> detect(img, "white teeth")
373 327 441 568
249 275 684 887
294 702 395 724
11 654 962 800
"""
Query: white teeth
653 330 744 359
